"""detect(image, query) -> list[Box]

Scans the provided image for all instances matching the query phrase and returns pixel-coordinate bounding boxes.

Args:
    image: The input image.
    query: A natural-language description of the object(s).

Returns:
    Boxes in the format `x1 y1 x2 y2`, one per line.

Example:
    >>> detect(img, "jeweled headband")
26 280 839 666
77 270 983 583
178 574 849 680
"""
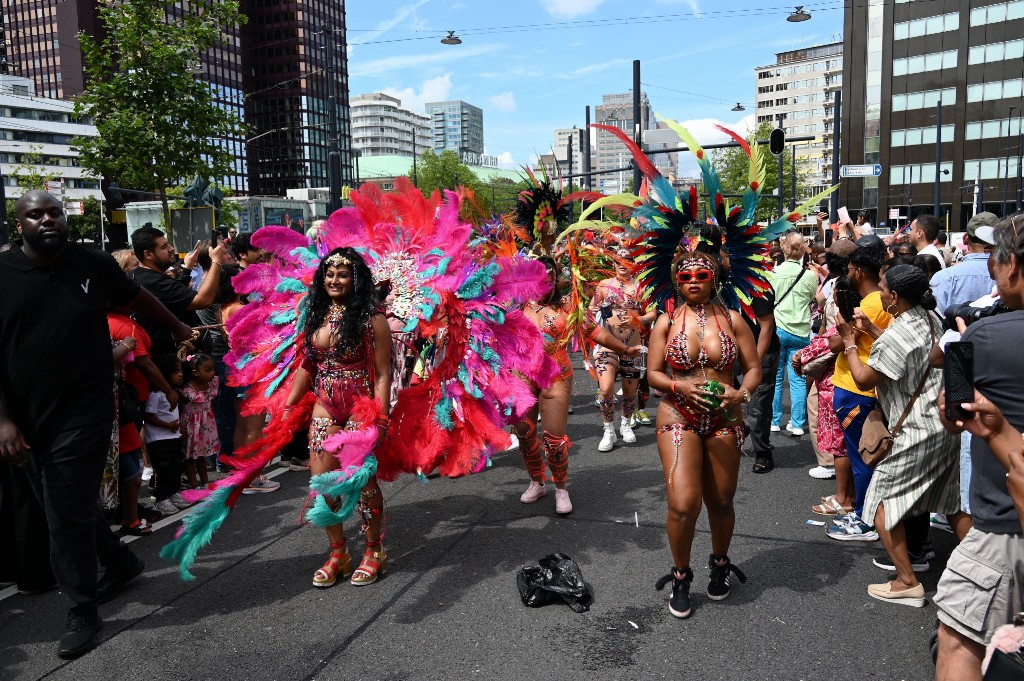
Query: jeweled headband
325 253 352 267
674 253 718 288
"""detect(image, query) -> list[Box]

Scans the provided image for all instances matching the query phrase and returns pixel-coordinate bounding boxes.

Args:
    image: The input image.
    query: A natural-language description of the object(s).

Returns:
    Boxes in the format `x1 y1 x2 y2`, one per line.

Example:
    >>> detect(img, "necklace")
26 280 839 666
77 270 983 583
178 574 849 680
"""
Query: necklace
328 303 346 329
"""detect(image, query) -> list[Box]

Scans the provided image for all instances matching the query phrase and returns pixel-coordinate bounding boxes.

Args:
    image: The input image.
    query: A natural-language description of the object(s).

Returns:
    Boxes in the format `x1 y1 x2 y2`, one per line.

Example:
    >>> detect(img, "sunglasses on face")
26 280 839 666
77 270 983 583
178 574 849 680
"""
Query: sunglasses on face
677 269 714 283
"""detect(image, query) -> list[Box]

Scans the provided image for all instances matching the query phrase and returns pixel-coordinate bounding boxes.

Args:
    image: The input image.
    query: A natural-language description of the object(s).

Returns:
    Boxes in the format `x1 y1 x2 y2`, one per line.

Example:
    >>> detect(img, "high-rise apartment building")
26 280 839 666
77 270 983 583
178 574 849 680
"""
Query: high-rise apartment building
841 0 1024 229
1 1 356 198
552 127 585 180
755 42 843 199
351 93 431 158
425 100 484 161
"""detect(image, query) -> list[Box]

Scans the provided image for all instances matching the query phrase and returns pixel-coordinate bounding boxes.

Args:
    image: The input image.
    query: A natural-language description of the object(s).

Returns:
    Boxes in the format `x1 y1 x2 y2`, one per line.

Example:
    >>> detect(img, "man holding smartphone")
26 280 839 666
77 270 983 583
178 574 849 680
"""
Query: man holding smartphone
934 212 1024 681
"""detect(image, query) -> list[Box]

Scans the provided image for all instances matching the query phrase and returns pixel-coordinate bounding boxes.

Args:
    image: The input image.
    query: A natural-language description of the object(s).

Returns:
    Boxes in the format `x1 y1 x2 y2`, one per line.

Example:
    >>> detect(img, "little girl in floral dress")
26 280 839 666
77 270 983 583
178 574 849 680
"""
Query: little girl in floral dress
182 353 220 488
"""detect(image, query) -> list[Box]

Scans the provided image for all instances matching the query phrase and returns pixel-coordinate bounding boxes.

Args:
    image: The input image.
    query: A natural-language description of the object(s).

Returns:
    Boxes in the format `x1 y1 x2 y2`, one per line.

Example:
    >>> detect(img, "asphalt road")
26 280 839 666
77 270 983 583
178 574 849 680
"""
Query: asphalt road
1 364 951 681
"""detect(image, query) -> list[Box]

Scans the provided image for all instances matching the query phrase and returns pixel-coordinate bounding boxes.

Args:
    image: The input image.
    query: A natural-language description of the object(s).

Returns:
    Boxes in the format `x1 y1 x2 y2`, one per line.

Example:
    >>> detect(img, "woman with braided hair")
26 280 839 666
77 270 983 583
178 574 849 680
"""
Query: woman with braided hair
515 257 642 515
648 251 761 619
283 247 392 588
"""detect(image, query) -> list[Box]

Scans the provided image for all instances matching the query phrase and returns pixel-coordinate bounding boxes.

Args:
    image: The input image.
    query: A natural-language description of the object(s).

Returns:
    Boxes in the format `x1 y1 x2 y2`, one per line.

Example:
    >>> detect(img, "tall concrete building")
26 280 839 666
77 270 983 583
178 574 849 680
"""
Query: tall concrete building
552 127 585 181
351 93 431 158
425 100 485 162
841 0 1024 229
592 91 673 194
755 42 843 199
0 0 357 198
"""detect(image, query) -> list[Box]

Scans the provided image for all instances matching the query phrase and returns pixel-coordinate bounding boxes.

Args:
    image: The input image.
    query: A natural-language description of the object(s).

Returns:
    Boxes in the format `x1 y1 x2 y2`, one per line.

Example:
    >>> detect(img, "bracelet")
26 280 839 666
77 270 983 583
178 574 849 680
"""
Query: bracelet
671 381 679 395
741 388 752 404
844 345 857 354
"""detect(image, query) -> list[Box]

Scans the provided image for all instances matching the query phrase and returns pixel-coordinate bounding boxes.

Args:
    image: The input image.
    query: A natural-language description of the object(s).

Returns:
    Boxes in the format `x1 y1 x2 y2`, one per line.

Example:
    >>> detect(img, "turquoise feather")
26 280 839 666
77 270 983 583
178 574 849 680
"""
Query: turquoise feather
159 486 235 581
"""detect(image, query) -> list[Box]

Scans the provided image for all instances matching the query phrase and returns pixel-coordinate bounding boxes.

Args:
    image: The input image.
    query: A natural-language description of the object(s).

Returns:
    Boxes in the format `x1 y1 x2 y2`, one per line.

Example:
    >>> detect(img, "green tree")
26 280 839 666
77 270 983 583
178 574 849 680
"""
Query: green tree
710 120 807 223
11 145 60 191
72 0 246 241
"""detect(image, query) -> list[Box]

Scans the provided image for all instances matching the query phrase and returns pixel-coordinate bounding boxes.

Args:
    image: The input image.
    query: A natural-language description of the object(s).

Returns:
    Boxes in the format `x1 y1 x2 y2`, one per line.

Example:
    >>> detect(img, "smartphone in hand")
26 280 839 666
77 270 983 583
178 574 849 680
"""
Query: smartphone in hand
943 342 975 421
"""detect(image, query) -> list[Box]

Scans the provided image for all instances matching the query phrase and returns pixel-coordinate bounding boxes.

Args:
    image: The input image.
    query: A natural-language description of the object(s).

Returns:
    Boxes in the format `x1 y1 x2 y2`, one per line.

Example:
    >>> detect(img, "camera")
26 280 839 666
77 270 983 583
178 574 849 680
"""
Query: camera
943 300 1012 331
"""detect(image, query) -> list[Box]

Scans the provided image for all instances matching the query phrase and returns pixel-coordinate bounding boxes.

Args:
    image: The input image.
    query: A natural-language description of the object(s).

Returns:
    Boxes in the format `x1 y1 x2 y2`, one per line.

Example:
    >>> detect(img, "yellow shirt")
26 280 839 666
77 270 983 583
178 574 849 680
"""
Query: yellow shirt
831 291 893 398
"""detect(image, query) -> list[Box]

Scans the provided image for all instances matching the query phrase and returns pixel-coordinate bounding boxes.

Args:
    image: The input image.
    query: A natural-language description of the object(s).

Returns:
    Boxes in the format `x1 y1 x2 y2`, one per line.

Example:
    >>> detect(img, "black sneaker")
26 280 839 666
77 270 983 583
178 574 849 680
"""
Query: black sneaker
872 551 931 573
655 567 693 618
707 554 747 601
752 455 774 474
57 612 103 659
96 552 145 605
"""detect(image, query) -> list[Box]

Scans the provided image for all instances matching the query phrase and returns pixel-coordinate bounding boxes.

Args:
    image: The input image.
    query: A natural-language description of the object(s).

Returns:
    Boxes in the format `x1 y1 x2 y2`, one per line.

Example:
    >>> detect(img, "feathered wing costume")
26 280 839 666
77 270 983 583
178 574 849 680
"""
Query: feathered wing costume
161 178 558 579
579 119 838 316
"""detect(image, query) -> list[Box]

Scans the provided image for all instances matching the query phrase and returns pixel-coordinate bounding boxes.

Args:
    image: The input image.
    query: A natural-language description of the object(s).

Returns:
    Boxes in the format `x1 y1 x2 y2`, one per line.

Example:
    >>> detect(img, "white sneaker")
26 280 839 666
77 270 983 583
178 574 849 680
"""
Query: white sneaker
598 424 617 452
620 418 637 444
520 481 547 504
786 423 805 437
770 424 781 432
808 465 836 479
155 499 179 515
242 476 281 494
141 466 154 482
554 489 573 515
169 492 193 509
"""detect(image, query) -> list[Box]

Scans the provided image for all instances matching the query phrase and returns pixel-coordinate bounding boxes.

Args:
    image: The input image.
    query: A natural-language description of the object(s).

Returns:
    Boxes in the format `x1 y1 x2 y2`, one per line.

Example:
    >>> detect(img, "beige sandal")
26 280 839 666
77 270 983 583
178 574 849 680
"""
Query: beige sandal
812 495 852 516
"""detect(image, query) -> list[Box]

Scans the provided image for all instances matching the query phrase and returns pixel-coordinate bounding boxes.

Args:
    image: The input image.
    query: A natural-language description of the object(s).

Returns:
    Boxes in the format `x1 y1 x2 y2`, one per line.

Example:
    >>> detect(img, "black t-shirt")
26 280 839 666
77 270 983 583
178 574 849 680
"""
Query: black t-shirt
0 244 140 442
745 285 781 353
130 266 200 354
962 310 1024 534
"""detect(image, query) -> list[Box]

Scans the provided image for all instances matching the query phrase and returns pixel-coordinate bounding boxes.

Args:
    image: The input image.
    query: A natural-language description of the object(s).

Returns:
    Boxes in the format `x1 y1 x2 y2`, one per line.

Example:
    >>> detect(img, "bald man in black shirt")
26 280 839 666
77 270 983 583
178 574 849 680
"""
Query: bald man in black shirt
0 191 192 659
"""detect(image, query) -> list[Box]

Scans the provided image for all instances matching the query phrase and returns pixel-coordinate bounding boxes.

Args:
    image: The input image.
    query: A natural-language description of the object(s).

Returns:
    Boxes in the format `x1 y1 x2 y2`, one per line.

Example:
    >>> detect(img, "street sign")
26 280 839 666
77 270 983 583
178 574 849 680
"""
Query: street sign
840 164 883 178
888 208 899 219
45 179 65 199
65 201 84 216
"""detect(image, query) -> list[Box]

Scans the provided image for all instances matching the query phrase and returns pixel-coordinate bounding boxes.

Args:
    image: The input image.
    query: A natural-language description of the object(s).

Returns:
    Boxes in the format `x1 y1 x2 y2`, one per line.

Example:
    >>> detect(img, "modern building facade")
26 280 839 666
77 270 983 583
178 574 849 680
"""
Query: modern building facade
552 127 585 181
841 0 1024 230
425 100 485 160
592 91 674 194
755 42 843 199
1 0 357 198
351 93 431 158
0 75 101 201
240 0 354 197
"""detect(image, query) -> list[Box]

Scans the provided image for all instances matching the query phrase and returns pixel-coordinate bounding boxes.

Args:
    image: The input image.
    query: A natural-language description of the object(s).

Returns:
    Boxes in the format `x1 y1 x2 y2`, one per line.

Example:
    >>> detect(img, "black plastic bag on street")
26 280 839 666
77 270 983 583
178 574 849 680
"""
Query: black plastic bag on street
516 553 593 613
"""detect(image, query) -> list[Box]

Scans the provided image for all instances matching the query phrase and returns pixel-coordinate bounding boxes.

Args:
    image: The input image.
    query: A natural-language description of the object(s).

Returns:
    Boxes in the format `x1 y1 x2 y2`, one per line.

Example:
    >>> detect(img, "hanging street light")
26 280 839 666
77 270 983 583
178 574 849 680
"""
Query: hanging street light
787 6 811 22
441 31 462 45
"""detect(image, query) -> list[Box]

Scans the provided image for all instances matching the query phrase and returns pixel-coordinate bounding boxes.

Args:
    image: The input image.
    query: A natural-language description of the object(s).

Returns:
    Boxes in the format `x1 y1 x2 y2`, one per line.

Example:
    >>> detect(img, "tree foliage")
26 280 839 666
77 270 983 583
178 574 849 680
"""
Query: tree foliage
710 121 807 223
10 146 61 191
72 0 246 237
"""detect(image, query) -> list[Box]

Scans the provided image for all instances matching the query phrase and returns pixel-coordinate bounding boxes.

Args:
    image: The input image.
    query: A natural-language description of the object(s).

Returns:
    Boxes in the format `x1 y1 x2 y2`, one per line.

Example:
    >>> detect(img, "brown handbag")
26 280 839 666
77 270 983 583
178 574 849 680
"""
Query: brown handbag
858 322 934 467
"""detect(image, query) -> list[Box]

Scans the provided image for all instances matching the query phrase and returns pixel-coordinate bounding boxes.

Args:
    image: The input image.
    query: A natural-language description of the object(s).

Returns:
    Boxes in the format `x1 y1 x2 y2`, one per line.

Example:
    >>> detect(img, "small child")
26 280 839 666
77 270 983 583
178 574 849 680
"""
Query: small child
146 355 186 515
182 353 220 488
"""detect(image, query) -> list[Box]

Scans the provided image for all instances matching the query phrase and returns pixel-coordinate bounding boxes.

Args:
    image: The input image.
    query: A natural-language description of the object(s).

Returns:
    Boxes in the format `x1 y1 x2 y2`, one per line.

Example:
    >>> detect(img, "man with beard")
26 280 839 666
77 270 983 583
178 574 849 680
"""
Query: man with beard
0 191 192 658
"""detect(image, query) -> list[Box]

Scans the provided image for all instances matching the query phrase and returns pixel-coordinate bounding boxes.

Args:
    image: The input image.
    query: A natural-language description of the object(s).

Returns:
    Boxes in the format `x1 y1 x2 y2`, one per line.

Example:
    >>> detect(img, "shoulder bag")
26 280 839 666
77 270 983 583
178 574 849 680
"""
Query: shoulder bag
858 320 935 467
774 265 808 306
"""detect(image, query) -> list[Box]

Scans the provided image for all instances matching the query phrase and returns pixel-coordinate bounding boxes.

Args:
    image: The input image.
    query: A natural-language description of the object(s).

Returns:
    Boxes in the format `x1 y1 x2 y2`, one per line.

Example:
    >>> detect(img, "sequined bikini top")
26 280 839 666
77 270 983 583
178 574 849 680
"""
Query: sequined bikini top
665 304 738 373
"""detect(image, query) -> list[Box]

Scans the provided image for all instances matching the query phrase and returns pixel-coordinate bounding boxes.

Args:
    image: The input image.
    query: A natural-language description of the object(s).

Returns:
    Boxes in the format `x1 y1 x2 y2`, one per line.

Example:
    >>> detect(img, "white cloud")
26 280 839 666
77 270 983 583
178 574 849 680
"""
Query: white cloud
495 151 516 168
489 91 516 112
540 0 604 19
350 43 503 78
381 74 454 112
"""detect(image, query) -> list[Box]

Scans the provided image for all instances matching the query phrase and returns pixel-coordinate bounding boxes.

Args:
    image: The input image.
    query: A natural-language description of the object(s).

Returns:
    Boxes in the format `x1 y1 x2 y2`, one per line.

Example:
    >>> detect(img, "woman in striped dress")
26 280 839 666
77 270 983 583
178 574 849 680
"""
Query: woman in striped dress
837 263 962 608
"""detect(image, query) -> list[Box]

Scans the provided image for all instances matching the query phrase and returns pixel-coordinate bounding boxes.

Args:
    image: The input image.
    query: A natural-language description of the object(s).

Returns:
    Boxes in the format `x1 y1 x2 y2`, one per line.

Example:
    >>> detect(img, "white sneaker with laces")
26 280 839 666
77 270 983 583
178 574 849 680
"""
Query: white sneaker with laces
808 465 835 479
155 499 179 515
520 481 546 504
242 476 281 494
620 418 637 444
598 424 617 452
786 423 805 436
770 424 781 432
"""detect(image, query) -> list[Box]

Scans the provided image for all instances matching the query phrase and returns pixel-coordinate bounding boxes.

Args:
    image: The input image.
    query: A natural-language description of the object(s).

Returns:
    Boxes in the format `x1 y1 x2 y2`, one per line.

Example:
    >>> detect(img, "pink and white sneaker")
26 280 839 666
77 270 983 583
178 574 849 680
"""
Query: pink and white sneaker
520 481 547 504
554 489 572 515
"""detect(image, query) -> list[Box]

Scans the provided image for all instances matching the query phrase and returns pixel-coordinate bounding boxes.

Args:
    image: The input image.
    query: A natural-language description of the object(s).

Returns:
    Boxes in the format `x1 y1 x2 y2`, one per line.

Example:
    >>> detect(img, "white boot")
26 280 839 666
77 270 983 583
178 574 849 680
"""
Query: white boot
620 417 637 444
598 424 617 452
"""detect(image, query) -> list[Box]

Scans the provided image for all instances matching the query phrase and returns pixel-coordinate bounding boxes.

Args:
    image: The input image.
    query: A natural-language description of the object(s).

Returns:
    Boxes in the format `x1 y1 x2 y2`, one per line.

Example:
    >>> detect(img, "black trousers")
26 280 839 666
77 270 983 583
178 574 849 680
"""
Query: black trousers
0 460 56 590
147 438 183 502
743 349 780 458
20 425 133 616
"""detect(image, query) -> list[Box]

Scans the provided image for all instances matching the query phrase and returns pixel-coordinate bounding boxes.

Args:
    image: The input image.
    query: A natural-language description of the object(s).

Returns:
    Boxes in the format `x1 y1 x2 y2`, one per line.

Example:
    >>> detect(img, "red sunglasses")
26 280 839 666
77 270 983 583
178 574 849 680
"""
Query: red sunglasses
677 269 714 283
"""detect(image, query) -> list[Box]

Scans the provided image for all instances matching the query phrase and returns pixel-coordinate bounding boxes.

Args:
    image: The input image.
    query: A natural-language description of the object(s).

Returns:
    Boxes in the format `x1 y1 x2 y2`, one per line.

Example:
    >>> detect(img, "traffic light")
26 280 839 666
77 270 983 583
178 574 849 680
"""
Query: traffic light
769 128 786 155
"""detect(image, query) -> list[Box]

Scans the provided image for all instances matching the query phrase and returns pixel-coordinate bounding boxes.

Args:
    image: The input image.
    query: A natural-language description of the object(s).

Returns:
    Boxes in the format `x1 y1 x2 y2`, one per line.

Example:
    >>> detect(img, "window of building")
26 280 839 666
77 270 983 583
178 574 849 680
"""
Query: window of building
964 157 1020 181
891 124 954 147
971 0 1024 25
890 162 954 184
967 79 1024 102
965 117 1023 140
893 49 956 76
892 87 956 112
894 11 959 40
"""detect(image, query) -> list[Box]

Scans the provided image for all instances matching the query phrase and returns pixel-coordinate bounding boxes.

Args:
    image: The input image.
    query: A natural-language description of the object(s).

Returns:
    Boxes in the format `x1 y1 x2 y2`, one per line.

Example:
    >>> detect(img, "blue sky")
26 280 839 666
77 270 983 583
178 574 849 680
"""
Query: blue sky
346 1 843 171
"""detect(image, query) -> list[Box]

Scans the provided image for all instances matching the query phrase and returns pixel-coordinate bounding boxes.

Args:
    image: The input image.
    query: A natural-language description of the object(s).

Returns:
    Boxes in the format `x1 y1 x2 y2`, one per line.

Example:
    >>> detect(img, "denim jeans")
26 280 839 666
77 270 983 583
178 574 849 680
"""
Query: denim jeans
833 387 877 518
772 328 811 429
